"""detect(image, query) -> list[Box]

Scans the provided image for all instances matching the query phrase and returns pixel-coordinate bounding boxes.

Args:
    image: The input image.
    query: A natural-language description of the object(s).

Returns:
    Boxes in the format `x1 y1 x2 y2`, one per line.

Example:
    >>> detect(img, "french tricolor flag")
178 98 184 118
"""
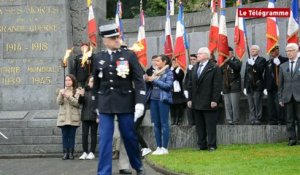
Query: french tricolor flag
217 0 229 66
234 0 246 60
287 0 299 44
208 0 219 53
115 0 125 41
88 2 97 48
164 0 173 59
266 0 279 54
174 2 187 70
135 10 148 68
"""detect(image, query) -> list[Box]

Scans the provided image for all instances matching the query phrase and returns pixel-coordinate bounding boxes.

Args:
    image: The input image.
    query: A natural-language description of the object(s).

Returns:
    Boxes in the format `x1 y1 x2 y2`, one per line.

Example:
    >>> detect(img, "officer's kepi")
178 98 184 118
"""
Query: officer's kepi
99 24 120 38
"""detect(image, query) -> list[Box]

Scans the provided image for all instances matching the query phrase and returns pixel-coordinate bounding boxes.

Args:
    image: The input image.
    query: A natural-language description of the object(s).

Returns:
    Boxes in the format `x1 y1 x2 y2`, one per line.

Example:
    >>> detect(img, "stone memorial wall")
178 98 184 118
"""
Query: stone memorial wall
0 0 72 112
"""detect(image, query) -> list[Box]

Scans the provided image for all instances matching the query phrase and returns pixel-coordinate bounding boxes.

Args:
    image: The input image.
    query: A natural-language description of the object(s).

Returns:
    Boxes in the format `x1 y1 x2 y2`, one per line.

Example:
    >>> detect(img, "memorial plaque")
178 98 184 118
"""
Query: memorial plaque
0 0 72 112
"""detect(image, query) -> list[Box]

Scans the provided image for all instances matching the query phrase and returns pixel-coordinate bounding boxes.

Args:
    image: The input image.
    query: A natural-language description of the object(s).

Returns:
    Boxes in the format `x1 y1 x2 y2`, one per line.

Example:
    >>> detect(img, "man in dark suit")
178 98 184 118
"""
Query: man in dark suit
264 46 288 125
187 47 222 151
222 47 242 125
93 24 146 175
184 54 198 126
278 43 300 146
243 45 266 125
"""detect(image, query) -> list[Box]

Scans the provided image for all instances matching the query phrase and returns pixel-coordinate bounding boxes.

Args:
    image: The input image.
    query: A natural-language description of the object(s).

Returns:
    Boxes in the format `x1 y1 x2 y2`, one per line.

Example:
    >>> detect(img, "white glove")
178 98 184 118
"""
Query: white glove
134 103 144 122
263 89 268 96
247 58 255 66
184 90 189 99
273 58 280 66
188 65 193 70
175 67 180 74
221 91 224 96
243 88 247 96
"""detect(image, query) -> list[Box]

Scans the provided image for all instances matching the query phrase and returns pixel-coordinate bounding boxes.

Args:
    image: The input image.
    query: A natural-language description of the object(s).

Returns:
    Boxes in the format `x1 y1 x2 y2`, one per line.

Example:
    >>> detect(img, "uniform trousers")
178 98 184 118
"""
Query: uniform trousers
97 113 142 175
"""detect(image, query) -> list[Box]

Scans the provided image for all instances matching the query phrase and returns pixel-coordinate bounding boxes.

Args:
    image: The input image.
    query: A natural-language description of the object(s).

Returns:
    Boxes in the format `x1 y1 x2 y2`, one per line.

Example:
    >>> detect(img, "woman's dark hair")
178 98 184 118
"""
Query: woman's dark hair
85 75 94 89
159 54 171 67
66 74 78 96
190 54 197 58
151 55 159 60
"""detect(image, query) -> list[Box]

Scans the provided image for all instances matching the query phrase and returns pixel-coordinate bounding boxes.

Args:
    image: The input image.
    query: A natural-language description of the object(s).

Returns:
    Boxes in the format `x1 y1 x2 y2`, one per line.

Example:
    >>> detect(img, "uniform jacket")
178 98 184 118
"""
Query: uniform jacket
188 61 222 110
171 67 186 104
264 55 288 91
221 57 242 94
93 48 146 113
56 88 81 127
70 54 95 85
78 86 97 121
244 56 266 92
278 58 300 103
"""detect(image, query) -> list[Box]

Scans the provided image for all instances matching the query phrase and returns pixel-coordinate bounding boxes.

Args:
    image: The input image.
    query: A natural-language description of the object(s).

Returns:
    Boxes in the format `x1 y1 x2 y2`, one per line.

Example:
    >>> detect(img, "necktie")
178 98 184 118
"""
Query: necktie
291 61 294 77
197 63 203 78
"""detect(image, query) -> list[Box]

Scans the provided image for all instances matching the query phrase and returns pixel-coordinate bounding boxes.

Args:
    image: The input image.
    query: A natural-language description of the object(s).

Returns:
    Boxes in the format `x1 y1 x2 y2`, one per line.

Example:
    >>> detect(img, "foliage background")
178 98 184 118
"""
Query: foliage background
106 0 266 19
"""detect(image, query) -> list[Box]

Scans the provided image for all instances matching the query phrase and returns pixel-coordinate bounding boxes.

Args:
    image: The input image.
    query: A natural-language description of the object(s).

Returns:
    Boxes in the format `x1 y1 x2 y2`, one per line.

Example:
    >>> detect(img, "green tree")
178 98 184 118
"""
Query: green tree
106 0 267 19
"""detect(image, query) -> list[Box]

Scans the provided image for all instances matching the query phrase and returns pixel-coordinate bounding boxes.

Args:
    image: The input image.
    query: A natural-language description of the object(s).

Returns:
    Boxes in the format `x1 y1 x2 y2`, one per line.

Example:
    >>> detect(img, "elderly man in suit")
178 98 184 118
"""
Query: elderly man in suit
278 43 300 146
243 45 266 125
187 47 222 151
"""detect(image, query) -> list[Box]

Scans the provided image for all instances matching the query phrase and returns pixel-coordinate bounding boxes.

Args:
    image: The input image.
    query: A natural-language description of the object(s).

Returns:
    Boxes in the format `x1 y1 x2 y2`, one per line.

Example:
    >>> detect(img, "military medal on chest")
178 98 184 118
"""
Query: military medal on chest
116 58 130 78
98 60 106 78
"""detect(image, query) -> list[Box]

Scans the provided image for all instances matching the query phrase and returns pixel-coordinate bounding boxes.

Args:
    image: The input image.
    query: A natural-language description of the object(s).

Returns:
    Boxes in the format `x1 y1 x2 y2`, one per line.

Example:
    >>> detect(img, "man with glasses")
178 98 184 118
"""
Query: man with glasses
187 47 222 151
93 23 146 175
278 43 300 146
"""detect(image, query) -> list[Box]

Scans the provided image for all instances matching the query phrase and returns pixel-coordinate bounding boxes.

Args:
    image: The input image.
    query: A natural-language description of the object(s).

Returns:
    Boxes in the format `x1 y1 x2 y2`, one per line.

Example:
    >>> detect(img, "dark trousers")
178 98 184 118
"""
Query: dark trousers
170 103 185 125
285 96 300 141
97 113 142 175
82 120 98 153
134 110 149 149
267 90 286 124
187 108 195 125
194 110 218 148
60 125 77 149
247 91 263 122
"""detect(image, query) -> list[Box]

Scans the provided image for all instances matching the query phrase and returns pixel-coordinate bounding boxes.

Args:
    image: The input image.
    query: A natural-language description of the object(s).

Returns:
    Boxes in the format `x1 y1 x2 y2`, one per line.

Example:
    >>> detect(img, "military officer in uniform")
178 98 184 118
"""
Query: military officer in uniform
93 24 146 175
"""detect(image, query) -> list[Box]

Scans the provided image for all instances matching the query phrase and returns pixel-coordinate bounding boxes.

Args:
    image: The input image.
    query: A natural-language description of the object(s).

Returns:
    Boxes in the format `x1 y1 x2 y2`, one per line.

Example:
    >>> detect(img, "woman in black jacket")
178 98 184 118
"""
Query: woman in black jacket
170 58 186 125
78 76 98 160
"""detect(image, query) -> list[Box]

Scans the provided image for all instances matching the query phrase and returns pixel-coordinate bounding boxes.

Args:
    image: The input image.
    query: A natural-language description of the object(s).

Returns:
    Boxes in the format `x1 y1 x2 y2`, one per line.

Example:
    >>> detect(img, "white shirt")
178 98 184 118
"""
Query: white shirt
199 60 209 75
290 57 298 73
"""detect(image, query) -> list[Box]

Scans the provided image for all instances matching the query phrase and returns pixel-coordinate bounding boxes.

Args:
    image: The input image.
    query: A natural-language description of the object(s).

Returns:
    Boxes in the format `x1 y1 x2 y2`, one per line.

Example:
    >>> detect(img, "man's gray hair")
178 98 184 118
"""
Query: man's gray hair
251 45 260 51
286 43 299 51
197 47 211 59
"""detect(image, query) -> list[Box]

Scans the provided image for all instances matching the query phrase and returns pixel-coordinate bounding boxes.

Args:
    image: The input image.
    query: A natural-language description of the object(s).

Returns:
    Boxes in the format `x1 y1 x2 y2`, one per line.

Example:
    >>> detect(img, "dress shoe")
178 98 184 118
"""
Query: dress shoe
199 147 208 151
208 147 216 152
288 140 297 146
119 169 132 174
227 121 233 125
268 121 278 125
254 120 261 125
136 168 145 175
112 151 119 160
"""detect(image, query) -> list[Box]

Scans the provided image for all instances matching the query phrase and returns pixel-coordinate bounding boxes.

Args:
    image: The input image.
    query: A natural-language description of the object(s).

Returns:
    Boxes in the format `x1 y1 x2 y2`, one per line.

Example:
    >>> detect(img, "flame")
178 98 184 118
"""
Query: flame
63 48 73 67
129 41 144 52
81 46 93 67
